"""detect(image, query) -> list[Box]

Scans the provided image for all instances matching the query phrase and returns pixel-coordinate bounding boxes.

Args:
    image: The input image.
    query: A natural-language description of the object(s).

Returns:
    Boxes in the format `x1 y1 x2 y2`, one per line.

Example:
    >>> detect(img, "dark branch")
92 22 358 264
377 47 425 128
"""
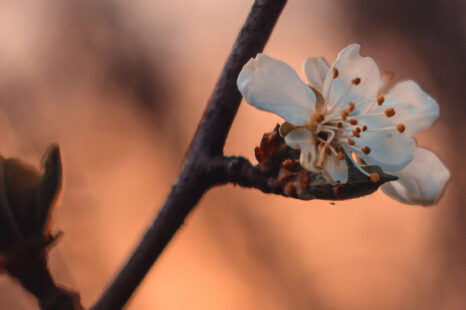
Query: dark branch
91 1 287 309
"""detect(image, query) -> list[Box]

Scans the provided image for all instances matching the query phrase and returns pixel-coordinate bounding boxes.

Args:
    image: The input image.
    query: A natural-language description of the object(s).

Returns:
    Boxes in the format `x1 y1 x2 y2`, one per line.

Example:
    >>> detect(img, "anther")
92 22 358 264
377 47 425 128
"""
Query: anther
352 130 360 138
341 110 349 120
337 122 343 128
362 125 367 131
361 146 371 154
349 119 358 125
348 102 355 112
384 107 395 117
332 68 339 79
369 172 380 183
351 77 361 85
377 96 385 106
397 123 406 133
313 113 325 123
347 138 355 146
337 151 344 160
355 127 361 134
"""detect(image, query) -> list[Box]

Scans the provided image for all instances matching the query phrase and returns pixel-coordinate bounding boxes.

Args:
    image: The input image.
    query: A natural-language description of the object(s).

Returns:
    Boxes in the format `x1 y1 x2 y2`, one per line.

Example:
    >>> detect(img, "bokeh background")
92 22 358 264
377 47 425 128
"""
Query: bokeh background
0 0 464 309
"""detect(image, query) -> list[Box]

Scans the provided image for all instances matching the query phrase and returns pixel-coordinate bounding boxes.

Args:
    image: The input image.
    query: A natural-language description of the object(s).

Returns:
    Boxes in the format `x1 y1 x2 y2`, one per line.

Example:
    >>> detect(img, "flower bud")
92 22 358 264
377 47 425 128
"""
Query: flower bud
0 145 62 262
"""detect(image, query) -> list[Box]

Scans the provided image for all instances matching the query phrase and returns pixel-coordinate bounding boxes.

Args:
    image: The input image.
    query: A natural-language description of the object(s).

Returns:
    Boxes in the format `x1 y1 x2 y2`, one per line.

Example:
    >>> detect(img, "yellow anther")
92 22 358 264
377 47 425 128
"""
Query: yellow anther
397 123 406 133
313 113 325 124
377 96 385 106
341 110 349 120
361 146 371 154
349 119 358 125
351 77 361 85
370 172 380 183
332 68 339 79
385 107 395 117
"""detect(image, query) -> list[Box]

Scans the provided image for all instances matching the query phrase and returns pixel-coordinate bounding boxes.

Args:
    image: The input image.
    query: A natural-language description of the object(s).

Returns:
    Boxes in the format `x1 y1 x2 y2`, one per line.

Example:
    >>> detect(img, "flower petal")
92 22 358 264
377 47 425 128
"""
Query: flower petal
237 54 316 125
377 81 439 137
322 152 348 184
304 57 329 90
349 120 416 172
381 147 450 206
322 44 382 113
284 128 318 172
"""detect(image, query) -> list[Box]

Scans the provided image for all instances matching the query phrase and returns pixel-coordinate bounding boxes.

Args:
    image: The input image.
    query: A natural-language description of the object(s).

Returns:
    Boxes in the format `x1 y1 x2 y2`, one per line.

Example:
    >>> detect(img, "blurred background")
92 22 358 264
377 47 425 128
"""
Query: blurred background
0 0 464 309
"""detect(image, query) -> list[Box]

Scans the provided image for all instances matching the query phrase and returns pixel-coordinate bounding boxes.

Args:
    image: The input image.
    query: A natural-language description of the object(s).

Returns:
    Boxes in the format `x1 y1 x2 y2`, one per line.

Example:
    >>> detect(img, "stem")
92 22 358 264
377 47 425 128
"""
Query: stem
91 1 287 309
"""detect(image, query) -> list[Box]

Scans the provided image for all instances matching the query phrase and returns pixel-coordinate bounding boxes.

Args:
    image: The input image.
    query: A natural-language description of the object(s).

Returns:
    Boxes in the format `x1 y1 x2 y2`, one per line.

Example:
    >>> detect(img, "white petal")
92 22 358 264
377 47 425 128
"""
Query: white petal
378 81 439 137
322 153 348 184
304 57 329 90
349 120 416 172
284 128 318 172
322 44 382 112
237 54 316 125
381 147 450 206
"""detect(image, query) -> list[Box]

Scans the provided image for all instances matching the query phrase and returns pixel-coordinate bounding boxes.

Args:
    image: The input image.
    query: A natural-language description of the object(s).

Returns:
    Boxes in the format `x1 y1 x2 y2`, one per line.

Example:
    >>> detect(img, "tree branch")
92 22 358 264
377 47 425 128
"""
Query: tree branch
91 1 287 309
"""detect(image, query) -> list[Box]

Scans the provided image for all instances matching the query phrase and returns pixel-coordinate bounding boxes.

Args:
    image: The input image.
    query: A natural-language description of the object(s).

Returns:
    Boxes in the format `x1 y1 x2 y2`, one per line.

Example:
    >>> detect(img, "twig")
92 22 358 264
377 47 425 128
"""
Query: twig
91 1 287 309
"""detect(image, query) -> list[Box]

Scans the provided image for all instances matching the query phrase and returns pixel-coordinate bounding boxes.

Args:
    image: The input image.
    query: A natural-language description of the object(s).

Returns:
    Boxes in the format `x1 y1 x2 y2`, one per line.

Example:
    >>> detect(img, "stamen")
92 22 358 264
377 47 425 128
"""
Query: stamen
362 125 367 131
352 130 360 138
313 113 325 123
355 127 361 134
348 102 355 112
361 146 371 154
397 123 406 133
332 68 339 79
347 138 355 145
341 110 349 120
385 108 395 117
351 77 361 85
377 96 385 106
369 173 380 183
349 119 358 125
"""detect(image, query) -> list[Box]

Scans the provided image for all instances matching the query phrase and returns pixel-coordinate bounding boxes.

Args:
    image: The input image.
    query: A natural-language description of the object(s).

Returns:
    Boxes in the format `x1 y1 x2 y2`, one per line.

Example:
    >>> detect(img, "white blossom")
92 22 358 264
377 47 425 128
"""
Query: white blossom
237 44 449 205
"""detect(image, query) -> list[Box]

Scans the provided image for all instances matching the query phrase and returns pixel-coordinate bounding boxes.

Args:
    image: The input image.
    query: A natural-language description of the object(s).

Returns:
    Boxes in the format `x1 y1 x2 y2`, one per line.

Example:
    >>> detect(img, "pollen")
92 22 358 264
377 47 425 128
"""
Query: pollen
397 123 406 133
351 77 361 85
341 110 349 120
362 125 367 131
361 146 371 154
333 68 339 79
347 138 355 145
348 102 355 112
369 172 380 183
385 107 395 117
349 119 358 125
377 96 385 106
337 151 344 160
